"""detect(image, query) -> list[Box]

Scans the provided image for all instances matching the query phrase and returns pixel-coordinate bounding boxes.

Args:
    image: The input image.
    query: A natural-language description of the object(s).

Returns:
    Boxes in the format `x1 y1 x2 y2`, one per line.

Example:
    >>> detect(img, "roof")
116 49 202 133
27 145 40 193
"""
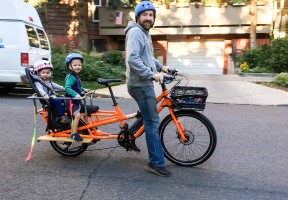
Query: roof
0 0 43 28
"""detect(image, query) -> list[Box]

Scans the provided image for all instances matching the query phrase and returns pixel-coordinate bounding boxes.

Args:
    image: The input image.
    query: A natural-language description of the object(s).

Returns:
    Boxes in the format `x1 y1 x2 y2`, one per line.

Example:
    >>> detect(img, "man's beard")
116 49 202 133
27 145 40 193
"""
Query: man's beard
139 20 154 31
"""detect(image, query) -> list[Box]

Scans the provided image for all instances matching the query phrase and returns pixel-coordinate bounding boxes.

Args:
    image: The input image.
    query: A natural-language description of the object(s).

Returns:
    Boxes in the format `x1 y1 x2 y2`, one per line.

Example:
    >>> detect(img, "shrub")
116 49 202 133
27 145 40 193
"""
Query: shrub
255 44 271 71
274 73 288 87
266 38 288 73
237 48 260 70
51 46 126 81
239 62 249 72
102 50 124 65
237 37 288 73
52 53 67 79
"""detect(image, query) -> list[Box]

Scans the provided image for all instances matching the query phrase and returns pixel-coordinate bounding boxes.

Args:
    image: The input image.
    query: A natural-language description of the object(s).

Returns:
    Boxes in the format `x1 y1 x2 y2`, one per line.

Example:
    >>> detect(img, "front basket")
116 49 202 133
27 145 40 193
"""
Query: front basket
170 86 208 110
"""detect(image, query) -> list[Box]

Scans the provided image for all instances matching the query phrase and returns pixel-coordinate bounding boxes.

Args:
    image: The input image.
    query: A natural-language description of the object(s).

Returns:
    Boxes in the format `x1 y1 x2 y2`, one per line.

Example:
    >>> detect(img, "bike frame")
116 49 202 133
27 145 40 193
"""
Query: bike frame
31 80 187 143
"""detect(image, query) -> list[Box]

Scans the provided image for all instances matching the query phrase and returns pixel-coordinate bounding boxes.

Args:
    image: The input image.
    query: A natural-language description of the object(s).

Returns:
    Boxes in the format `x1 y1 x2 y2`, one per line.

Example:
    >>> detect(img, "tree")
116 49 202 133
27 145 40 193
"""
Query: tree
25 0 90 51
77 0 89 51
250 0 257 49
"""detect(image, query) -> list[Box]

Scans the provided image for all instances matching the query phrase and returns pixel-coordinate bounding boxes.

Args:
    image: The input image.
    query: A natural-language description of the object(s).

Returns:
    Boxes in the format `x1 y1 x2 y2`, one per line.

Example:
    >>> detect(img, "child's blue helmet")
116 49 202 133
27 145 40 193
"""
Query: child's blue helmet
134 1 156 22
65 53 83 67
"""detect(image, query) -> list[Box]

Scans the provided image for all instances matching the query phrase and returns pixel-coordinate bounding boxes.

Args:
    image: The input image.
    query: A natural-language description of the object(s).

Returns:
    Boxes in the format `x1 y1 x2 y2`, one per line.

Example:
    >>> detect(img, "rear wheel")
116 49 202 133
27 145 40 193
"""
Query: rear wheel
50 120 89 157
159 110 217 166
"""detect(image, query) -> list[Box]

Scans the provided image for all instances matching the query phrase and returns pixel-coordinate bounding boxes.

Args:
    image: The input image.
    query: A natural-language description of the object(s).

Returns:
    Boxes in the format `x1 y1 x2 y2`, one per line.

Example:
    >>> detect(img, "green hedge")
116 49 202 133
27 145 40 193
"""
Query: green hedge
51 48 126 82
237 37 288 73
274 73 288 87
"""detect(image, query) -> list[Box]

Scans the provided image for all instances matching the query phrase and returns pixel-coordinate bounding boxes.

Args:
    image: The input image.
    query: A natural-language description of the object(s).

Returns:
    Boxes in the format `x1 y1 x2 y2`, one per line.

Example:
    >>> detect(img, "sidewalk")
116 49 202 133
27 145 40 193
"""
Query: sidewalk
94 74 288 106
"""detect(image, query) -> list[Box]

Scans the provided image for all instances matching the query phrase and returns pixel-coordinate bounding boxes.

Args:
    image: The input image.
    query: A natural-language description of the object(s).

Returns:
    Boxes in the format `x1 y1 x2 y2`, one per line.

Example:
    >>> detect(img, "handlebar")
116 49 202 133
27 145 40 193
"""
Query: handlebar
163 69 178 84
167 68 178 76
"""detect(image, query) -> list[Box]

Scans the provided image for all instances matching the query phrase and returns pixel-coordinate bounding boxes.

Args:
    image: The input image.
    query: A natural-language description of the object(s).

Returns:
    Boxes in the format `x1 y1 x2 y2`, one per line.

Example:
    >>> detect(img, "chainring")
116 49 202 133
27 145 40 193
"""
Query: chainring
117 130 136 151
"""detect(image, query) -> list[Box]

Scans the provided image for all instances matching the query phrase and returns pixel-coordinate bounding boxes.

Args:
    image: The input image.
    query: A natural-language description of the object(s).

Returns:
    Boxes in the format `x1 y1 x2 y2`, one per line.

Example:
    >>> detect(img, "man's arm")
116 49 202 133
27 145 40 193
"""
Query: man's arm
126 29 155 80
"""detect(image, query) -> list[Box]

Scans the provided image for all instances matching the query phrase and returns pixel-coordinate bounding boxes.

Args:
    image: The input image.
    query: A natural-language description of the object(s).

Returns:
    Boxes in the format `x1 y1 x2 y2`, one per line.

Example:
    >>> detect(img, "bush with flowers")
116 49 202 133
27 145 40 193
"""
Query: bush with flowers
239 62 250 72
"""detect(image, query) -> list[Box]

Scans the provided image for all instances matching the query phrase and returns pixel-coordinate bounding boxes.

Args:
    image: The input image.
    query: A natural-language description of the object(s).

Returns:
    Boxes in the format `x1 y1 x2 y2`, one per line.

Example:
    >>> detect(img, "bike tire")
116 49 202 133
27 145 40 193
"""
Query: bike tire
50 120 89 157
159 110 217 166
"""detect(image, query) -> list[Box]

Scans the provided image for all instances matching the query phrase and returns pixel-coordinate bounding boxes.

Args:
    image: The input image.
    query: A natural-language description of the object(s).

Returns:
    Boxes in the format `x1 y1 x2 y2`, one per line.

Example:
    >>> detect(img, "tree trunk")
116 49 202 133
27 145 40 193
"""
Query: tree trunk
77 0 89 51
250 0 257 49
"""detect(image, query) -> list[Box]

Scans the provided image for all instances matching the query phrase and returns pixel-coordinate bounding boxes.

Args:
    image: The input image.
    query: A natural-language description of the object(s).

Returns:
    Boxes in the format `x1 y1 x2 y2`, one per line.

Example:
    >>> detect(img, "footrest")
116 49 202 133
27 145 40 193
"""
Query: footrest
37 135 92 143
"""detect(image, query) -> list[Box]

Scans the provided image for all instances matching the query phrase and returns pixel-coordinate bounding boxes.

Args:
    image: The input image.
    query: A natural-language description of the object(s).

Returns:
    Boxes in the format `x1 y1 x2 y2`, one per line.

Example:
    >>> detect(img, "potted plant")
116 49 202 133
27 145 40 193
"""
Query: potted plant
232 0 245 6
165 0 171 8
204 0 219 7
222 0 230 7
176 0 190 7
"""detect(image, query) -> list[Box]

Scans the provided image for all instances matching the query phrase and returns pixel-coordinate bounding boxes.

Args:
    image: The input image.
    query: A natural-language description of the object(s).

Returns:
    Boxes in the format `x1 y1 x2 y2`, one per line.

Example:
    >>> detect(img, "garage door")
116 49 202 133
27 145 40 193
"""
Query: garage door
167 41 224 74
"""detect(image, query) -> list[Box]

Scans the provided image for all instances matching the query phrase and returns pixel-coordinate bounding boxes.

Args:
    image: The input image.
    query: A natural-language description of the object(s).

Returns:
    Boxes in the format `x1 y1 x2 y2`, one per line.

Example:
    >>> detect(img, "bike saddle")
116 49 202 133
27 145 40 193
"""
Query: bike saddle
96 78 121 86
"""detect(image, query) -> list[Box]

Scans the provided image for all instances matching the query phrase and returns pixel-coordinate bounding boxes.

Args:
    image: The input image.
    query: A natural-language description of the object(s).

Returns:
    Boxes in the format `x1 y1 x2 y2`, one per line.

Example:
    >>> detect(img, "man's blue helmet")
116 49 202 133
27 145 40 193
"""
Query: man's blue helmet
65 53 83 66
134 1 156 22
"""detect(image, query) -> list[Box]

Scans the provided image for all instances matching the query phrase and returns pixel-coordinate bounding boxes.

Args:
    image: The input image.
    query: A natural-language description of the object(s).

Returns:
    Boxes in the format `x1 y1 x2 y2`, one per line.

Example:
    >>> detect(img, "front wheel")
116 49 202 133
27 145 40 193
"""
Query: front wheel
159 110 217 166
50 120 89 157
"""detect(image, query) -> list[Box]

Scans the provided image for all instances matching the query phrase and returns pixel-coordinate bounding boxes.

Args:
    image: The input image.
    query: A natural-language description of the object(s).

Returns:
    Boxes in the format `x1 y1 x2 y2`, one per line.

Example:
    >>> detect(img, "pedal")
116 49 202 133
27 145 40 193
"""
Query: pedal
128 144 141 152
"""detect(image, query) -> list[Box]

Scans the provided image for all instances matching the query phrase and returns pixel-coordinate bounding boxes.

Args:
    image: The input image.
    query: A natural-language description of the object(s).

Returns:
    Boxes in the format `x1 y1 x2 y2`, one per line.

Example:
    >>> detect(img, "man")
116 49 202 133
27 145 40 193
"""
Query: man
124 1 171 177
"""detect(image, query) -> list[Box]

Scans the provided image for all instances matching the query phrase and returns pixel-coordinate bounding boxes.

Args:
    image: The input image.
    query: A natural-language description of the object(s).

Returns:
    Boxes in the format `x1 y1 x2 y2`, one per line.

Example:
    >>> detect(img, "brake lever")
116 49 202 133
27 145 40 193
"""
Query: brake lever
163 75 174 84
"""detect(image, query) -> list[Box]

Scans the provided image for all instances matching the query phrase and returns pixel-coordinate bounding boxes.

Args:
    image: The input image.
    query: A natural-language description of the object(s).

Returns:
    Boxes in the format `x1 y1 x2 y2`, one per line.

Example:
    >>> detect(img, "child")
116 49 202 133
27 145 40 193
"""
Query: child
64 53 89 142
33 60 71 124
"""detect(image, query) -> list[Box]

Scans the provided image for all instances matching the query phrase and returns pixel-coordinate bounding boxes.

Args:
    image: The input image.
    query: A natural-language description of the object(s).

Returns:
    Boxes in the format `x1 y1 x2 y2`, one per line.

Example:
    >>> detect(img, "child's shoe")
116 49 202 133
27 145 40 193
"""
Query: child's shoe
60 115 71 123
70 133 83 142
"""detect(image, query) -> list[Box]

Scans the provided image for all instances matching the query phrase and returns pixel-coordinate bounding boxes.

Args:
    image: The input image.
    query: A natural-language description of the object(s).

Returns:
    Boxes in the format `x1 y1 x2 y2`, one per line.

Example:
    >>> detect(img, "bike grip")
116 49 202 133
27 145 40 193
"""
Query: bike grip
167 68 178 75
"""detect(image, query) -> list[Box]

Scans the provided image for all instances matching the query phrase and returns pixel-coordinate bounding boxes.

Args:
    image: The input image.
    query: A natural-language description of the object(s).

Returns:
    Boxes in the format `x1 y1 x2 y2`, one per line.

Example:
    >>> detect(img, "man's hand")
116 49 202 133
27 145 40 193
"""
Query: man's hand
153 73 164 83
161 66 170 73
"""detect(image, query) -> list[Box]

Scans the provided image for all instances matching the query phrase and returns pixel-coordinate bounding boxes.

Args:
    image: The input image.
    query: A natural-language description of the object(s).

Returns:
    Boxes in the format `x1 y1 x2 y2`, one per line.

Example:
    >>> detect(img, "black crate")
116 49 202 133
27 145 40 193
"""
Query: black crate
170 86 208 110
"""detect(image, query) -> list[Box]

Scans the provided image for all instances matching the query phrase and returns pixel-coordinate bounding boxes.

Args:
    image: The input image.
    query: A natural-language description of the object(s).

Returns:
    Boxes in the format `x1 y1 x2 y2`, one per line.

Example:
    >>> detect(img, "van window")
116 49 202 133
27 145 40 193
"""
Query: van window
25 25 39 48
37 29 49 50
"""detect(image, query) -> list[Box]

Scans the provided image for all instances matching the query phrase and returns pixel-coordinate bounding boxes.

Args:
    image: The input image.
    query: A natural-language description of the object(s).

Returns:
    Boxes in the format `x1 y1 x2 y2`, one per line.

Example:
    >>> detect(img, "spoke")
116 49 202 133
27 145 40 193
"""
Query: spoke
161 113 215 165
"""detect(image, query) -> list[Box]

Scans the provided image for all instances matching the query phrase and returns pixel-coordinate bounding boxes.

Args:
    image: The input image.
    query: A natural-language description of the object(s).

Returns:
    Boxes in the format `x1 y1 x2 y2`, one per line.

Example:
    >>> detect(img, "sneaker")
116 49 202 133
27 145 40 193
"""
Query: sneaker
60 115 71 124
70 133 83 142
145 164 172 177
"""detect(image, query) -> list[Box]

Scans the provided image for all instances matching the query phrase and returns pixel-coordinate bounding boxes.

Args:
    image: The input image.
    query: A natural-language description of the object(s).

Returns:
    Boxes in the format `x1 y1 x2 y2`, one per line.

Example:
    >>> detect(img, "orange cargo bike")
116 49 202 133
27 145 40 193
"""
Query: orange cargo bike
25 68 217 166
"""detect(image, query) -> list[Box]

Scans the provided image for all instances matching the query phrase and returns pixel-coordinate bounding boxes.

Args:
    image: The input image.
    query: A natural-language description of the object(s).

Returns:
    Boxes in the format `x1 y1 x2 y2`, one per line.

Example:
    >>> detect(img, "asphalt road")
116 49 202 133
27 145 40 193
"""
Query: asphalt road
0 94 287 200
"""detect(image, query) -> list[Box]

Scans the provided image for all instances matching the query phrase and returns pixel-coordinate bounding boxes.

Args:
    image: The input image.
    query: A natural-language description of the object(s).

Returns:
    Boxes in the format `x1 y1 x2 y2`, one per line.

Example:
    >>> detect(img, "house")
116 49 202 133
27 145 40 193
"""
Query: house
44 0 284 74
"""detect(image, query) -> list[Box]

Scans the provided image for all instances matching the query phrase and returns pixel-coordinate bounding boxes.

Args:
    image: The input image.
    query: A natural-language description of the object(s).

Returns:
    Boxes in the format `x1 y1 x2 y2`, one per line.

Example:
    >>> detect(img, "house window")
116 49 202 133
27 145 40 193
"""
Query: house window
117 40 125 51
92 0 101 22
92 39 107 52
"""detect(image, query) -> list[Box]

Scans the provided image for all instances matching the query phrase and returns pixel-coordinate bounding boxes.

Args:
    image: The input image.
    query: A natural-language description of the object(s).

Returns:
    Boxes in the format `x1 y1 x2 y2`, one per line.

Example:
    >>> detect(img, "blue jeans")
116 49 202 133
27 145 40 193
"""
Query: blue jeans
49 99 64 118
128 85 165 167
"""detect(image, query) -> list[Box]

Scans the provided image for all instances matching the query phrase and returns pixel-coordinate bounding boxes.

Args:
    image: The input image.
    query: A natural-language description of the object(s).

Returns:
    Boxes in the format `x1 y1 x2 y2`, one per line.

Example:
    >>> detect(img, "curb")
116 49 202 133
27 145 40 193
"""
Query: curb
239 73 276 78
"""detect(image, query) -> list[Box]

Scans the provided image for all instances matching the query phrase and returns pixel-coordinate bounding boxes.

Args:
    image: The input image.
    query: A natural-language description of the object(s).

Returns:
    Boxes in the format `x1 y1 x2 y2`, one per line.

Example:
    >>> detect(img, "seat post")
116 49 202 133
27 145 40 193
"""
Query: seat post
107 85 117 106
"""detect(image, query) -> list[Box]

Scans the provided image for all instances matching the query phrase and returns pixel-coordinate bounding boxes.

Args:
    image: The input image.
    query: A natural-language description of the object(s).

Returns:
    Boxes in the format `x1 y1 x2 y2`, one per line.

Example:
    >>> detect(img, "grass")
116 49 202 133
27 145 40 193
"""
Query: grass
17 79 125 90
257 82 288 92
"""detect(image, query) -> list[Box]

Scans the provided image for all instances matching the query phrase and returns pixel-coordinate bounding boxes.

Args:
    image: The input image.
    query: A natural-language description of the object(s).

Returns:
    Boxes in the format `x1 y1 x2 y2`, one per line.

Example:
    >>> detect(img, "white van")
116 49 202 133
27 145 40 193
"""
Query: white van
0 0 51 91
